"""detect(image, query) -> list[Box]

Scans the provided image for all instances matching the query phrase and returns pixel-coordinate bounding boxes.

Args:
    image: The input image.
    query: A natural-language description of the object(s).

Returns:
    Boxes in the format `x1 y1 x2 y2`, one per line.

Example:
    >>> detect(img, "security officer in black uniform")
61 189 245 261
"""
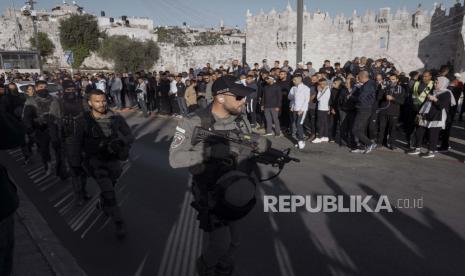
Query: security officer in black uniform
60 80 90 205
69 89 134 238
169 76 262 276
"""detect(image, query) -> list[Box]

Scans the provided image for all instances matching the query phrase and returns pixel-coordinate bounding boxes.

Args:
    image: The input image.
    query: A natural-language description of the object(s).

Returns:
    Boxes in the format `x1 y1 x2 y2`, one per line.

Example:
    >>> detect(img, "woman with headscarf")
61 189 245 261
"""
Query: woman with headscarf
407 76 456 158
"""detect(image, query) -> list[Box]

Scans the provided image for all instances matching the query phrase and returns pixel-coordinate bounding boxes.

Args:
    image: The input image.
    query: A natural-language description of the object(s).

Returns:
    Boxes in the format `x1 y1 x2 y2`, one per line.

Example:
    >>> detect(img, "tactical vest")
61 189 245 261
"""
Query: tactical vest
61 95 84 138
82 112 129 161
191 106 257 227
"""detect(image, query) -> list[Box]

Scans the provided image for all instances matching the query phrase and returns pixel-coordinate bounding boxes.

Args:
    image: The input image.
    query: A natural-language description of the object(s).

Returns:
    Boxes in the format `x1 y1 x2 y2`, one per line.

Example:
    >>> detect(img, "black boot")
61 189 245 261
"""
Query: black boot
215 257 234 276
195 256 215 276
115 220 127 239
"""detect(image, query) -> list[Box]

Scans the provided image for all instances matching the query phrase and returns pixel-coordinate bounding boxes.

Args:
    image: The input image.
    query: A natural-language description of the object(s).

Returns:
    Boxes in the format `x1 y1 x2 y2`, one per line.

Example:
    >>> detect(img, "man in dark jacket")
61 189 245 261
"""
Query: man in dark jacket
70 89 134 238
319 60 335 79
23 80 64 176
60 80 90 205
276 70 292 131
245 74 259 128
262 76 283 136
0 100 24 276
303 75 318 139
175 74 188 117
351 71 377 153
377 74 405 149
329 77 350 144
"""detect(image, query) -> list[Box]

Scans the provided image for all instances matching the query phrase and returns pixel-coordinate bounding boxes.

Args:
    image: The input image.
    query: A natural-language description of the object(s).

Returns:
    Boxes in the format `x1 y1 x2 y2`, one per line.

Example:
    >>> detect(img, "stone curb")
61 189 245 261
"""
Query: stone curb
15 184 87 276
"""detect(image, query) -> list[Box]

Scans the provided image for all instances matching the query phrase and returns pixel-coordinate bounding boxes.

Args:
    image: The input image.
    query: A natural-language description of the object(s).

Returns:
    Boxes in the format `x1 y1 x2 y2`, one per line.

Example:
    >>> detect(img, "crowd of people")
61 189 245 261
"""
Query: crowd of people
1 56 464 161
0 56 464 276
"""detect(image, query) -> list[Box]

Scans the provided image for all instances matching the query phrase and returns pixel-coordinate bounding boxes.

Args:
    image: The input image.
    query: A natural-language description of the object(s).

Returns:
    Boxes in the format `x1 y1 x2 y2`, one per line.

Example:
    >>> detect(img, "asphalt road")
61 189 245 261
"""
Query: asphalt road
2 111 465 276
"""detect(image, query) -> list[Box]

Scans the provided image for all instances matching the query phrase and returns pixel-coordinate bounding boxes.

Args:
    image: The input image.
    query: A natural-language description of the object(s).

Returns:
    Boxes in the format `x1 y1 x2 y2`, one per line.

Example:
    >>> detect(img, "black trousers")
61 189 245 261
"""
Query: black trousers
353 109 373 146
158 95 171 114
440 105 457 149
378 114 399 146
303 108 317 135
35 129 64 175
317 110 330 138
403 103 420 146
0 215 14 276
280 97 291 131
368 111 379 140
414 126 441 151
332 110 349 145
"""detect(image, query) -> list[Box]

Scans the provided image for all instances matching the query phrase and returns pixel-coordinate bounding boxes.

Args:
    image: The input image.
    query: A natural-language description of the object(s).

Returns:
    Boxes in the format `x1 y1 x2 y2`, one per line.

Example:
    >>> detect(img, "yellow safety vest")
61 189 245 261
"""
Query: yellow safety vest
412 80 434 106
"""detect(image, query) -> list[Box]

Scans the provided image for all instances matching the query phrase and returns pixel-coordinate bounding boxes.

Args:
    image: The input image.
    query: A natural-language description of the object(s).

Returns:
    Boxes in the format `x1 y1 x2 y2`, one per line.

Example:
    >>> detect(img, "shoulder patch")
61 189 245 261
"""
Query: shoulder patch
171 132 186 149
176 126 186 134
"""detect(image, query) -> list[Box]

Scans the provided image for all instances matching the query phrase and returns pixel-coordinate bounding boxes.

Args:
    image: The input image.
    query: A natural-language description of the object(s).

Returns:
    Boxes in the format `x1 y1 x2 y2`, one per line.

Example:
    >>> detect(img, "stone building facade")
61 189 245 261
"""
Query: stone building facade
2 1 464 74
246 1 465 74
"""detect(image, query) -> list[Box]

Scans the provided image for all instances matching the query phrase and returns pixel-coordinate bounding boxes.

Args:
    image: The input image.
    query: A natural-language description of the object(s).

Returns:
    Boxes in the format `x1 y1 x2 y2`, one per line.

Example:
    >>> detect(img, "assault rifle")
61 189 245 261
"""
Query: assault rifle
192 126 299 181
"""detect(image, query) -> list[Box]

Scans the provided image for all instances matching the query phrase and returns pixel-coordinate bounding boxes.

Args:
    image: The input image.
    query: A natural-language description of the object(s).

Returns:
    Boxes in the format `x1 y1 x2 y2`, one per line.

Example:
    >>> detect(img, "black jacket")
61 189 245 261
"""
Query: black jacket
378 84 405 116
69 111 134 166
176 82 186 98
422 92 451 122
330 86 350 112
353 80 377 110
0 164 18 222
262 83 282 108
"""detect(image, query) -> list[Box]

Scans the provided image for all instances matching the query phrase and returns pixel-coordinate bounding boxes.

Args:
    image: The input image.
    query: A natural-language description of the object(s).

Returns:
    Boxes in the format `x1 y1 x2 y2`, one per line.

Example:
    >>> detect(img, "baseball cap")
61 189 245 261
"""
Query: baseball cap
212 76 255 97
62 79 75 89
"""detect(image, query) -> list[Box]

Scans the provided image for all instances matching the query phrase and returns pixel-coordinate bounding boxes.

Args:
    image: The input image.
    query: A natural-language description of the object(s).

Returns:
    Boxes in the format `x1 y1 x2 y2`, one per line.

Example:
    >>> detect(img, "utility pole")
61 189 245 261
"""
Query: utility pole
296 0 303 66
28 0 42 72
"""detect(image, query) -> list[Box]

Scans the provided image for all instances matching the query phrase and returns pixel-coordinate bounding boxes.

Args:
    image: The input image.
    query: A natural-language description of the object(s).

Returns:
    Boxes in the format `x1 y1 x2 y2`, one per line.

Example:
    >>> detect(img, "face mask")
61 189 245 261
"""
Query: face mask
63 92 76 101
8 88 18 95
36 89 49 98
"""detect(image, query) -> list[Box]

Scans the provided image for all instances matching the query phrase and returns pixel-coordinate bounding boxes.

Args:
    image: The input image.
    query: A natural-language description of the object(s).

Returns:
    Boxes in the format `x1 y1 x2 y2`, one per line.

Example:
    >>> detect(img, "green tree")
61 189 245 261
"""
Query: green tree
193 32 225 46
99 35 160 72
155 26 189 47
29 32 55 60
59 14 100 68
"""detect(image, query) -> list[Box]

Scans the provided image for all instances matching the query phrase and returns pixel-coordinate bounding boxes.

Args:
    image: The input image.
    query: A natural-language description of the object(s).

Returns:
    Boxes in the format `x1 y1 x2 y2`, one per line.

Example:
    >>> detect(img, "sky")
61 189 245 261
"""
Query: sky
2 0 459 28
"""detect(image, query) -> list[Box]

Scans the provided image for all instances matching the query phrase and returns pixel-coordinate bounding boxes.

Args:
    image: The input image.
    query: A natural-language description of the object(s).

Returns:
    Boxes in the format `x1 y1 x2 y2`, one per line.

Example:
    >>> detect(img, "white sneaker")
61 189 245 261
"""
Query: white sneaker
312 138 322 144
320 137 329 142
298 141 306 149
263 133 273 136
421 151 435 159
407 148 421 155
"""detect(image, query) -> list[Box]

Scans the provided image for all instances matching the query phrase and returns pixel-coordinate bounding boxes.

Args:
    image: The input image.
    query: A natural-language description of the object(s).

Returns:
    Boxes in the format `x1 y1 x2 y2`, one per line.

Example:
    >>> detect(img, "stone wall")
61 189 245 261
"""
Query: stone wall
154 43 243 72
419 2 465 72
0 12 70 68
3 2 464 74
246 2 465 74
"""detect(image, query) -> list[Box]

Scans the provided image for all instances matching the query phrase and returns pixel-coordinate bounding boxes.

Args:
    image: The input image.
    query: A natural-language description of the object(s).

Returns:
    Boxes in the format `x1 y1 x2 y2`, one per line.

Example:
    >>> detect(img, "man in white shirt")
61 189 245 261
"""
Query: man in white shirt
168 74 178 116
288 74 310 149
95 74 107 93
313 78 331 143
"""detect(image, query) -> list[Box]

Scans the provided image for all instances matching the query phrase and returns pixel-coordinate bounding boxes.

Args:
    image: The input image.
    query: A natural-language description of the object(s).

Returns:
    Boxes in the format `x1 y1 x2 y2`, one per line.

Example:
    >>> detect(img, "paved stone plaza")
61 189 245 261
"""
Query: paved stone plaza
3 112 465 276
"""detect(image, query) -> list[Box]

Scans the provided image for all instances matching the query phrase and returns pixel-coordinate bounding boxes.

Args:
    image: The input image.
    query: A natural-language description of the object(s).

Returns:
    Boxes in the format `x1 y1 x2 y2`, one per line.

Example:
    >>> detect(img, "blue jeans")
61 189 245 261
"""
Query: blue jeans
111 89 122 109
137 94 148 118
291 111 306 141
176 97 188 116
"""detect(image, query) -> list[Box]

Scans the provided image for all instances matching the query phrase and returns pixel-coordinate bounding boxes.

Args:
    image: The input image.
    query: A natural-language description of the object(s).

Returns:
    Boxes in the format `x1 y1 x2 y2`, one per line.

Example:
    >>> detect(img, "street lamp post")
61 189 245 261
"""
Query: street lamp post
296 0 303 66
28 0 42 72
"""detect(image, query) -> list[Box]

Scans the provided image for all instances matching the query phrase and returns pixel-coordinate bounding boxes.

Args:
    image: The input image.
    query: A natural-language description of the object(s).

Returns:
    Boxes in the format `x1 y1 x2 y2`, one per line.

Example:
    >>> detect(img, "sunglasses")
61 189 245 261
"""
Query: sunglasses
220 92 246 101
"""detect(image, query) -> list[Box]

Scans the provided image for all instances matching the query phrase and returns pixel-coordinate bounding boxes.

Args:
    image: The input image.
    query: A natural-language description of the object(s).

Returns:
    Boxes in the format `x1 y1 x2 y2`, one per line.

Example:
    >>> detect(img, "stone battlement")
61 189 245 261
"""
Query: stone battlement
246 1 465 74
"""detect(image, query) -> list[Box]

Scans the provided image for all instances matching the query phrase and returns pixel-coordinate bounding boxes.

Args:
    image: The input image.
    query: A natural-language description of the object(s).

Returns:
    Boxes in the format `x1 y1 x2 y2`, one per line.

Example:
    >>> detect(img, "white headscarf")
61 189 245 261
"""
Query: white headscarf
434 76 450 92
